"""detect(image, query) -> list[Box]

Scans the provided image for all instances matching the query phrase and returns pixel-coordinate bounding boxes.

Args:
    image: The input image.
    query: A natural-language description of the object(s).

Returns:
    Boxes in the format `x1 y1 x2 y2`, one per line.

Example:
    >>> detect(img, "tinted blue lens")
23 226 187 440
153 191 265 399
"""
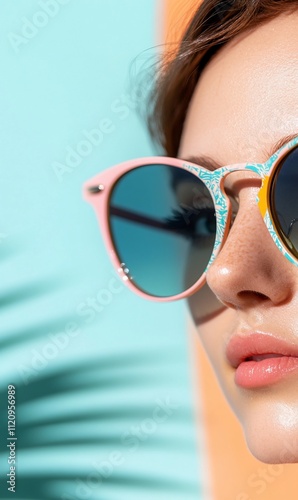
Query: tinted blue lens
109 164 216 298
271 146 298 258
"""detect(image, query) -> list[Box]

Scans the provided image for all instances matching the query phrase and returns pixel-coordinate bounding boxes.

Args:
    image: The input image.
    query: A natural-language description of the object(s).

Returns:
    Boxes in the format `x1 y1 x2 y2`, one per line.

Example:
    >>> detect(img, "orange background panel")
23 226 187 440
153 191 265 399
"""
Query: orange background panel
162 0 199 48
162 1 298 499
190 321 297 500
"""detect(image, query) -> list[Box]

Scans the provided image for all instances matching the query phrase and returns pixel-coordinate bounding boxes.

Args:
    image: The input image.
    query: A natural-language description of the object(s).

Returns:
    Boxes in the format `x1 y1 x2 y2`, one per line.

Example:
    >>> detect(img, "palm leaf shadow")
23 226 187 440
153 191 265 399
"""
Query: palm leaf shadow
0 273 199 499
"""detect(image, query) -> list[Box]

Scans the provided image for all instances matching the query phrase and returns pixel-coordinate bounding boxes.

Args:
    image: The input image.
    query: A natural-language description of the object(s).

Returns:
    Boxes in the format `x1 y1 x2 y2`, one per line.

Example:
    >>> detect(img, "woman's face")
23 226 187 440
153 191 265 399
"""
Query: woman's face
179 12 298 464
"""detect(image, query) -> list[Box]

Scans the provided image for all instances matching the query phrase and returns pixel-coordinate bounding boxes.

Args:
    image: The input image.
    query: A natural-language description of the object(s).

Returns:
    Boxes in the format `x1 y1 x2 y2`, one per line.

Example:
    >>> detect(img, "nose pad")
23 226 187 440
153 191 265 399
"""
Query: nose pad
226 193 240 230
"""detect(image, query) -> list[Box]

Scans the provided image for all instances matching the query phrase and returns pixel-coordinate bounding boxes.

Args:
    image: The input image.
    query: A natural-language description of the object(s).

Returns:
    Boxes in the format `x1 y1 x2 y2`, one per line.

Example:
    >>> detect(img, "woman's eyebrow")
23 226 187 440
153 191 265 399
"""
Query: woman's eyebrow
267 133 298 157
181 155 222 171
182 133 298 171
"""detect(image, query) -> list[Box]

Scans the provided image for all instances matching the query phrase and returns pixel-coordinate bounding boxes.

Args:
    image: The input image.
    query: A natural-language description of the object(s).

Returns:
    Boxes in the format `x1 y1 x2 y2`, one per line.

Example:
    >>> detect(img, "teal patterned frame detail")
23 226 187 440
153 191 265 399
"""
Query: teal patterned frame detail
182 135 298 272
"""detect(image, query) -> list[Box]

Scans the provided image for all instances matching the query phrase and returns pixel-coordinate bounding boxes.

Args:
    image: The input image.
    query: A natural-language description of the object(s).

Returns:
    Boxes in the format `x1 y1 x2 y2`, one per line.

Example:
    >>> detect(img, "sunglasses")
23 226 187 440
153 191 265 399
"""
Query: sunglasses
83 136 298 302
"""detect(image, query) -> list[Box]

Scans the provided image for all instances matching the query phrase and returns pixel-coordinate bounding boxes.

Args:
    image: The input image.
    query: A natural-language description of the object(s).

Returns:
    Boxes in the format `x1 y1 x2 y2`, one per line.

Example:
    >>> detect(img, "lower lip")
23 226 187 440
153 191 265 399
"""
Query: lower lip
235 356 298 388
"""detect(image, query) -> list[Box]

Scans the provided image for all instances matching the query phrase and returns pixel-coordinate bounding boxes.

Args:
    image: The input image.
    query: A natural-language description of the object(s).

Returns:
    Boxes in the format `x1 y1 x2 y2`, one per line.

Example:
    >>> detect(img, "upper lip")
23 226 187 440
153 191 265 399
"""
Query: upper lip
226 332 298 368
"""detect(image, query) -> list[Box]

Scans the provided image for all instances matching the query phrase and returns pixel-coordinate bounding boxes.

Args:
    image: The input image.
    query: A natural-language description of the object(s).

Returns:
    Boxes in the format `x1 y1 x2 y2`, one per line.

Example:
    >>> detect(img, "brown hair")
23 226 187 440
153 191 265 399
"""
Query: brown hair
148 0 298 157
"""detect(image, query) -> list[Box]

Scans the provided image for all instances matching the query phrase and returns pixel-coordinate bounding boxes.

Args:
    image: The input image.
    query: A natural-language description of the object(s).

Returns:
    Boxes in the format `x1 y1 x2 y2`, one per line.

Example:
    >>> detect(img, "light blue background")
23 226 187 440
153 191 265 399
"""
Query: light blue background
0 1 203 498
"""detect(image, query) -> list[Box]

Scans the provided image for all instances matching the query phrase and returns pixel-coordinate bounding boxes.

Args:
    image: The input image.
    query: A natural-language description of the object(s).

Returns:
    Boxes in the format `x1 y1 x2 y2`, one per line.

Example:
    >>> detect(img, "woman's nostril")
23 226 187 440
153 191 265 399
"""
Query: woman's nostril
237 290 268 302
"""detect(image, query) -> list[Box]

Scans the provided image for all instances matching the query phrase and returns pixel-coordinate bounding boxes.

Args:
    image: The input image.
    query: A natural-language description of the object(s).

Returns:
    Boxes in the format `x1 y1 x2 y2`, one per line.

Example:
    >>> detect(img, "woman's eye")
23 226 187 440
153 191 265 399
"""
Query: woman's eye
193 212 216 237
164 207 216 239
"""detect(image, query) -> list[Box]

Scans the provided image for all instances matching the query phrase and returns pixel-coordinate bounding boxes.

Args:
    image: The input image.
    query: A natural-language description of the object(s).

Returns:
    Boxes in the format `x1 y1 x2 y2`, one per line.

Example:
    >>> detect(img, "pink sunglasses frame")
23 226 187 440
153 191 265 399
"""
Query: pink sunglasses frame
82 156 206 302
83 137 298 302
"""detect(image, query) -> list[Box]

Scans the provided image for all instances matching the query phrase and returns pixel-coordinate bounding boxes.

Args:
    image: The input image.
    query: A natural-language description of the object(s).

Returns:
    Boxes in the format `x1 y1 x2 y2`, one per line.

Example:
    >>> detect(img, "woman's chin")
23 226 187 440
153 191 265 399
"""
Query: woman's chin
241 401 298 463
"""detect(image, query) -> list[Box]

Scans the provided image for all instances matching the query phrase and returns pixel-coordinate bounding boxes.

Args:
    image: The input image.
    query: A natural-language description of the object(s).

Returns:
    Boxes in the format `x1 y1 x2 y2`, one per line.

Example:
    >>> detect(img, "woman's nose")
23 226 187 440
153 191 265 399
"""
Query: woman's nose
206 188 295 310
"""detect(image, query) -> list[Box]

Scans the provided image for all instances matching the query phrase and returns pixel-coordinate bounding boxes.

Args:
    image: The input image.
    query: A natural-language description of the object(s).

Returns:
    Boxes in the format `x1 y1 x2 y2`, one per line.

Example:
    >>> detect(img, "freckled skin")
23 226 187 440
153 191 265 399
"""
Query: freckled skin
179 13 298 463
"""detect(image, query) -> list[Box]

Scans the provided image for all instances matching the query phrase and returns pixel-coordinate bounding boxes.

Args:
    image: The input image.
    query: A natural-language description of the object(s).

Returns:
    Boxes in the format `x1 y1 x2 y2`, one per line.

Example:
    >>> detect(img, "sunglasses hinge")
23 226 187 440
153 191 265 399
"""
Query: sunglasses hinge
88 184 105 194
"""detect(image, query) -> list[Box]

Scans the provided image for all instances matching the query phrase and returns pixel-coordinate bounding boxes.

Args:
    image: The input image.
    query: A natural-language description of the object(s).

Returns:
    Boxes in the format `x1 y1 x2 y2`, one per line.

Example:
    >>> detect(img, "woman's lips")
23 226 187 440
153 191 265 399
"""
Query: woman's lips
226 333 298 388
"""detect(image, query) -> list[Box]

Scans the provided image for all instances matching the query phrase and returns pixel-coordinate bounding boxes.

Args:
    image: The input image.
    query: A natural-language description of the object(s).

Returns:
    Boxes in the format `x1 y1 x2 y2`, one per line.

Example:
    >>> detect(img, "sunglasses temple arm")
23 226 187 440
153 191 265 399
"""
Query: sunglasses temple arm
86 185 189 234
110 205 184 235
